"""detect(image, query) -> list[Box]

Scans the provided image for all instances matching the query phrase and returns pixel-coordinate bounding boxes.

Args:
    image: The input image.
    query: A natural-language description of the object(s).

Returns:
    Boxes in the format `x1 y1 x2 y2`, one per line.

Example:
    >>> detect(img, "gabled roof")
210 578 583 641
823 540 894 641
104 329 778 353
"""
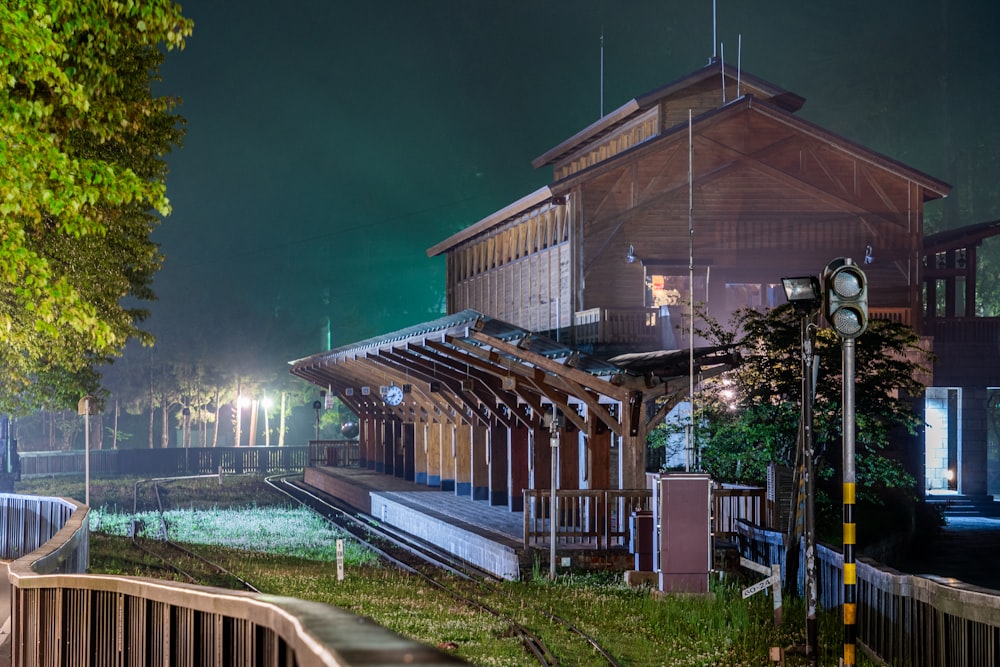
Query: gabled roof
924 219 1000 254
531 60 806 169
425 186 555 258
548 94 952 201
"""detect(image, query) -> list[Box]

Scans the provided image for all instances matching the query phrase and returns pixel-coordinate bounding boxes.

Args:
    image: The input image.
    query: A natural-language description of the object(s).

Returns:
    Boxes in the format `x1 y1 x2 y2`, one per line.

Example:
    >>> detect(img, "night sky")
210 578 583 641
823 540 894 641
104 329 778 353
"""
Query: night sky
145 0 1000 379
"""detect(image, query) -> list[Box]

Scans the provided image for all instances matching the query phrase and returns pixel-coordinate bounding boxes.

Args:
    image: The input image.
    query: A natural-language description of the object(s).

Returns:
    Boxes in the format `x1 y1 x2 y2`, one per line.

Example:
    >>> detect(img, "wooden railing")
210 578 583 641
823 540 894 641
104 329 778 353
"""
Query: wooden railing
870 307 913 327
736 521 1000 666
714 486 766 538
308 440 361 467
573 308 662 346
19 446 309 478
523 489 652 549
4 493 465 666
523 485 765 548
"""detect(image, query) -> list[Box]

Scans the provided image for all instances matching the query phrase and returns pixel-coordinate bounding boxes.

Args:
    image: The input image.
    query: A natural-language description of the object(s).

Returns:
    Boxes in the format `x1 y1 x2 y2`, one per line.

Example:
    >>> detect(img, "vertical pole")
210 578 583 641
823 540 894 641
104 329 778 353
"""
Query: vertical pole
549 411 560 581
84 410 91 507
842 338 857 667
802 317 818 665
686 108 695 471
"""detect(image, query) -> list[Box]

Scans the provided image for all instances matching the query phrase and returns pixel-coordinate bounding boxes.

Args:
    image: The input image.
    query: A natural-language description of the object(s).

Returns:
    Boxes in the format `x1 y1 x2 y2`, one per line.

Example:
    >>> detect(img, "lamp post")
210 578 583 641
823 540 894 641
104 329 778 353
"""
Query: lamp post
312 400 322 441
821 257 868 667
781 275 822 666
78 395 98 507
548 406 562 581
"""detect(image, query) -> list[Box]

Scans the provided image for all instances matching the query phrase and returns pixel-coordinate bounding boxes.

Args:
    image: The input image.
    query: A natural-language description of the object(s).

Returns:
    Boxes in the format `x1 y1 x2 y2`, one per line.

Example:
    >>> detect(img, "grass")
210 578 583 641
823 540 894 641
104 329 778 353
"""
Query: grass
15 474 877 666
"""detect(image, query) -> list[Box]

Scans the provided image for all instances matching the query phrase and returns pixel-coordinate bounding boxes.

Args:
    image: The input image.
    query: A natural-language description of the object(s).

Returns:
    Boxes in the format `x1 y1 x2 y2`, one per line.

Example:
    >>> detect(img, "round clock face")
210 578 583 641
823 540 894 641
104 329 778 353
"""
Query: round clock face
384 384 404 406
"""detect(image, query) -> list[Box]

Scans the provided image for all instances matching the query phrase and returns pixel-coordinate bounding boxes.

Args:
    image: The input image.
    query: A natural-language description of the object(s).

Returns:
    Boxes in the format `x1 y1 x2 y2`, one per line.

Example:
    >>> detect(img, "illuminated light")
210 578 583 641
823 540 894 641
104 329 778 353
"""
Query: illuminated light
781 275 822 311
822 258 868 339
945 469 955 481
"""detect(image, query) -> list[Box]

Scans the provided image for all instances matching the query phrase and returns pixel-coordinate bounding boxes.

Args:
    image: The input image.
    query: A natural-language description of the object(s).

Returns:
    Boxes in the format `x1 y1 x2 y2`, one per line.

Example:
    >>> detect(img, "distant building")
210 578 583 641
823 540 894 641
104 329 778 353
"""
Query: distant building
292 60 1000 506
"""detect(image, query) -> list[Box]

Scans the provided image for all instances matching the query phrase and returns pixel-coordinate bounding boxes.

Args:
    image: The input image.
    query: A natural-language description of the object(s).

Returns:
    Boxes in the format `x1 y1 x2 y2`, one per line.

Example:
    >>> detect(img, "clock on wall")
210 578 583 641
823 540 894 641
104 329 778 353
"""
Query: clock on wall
384 384 404 406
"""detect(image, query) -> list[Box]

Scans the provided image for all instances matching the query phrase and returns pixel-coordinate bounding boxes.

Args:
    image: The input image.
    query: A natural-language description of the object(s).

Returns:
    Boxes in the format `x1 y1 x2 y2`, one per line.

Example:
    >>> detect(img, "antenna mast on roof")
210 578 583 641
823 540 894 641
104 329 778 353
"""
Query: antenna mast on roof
720 42 726 103
737 34 742 97
712 0 717 61
600 28 605 118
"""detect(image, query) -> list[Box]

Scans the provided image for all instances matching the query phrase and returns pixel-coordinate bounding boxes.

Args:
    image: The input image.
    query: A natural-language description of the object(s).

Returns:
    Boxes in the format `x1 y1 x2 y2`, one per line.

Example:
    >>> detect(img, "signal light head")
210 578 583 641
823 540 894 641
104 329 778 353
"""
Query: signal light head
822 257 868 339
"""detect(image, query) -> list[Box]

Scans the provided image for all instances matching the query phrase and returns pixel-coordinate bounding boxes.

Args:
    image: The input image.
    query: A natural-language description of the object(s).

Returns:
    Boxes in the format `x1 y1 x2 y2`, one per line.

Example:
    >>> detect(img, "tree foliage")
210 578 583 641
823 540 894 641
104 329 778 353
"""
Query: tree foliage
0 1 192 412
693 305 930 504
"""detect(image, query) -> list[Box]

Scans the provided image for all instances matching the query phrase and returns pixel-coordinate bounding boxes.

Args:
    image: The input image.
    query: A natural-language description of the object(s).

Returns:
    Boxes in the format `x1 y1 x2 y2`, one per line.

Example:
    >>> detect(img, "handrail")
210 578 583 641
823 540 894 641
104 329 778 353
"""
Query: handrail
523 486 765 548
3 493 465 667
736 521 1000 666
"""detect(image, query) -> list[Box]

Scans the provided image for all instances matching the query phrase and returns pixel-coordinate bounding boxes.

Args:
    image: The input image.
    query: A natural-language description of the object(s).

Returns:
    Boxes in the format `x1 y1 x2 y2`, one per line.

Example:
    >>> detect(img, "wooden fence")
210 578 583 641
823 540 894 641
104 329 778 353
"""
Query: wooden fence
4 493 463 666
307 440 361 467
523 484 765 548
737 521 1000 666
18 446 309 478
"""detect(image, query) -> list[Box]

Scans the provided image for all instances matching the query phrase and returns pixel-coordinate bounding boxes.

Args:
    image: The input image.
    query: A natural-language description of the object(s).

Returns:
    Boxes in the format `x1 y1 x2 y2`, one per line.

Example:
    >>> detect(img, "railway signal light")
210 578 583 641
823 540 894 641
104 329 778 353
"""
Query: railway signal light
822 258 868 339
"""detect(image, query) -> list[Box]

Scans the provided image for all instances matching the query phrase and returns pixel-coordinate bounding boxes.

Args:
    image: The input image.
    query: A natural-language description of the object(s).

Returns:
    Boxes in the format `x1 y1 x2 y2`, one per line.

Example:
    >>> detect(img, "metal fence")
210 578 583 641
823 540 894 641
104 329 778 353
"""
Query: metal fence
19 446 309 478
736 521 1000 667
3 493 466 666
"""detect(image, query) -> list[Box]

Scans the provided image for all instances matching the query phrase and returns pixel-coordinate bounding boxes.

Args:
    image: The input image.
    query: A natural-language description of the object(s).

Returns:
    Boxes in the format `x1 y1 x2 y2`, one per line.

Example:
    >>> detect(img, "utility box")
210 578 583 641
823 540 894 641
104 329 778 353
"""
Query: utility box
629 510 654 571
653 473 712 594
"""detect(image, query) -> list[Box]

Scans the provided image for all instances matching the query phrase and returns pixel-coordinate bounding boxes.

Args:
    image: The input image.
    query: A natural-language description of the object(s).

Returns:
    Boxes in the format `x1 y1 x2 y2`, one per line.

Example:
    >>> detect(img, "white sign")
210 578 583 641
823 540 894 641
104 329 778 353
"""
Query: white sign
742 574 780 599
336 539 344 581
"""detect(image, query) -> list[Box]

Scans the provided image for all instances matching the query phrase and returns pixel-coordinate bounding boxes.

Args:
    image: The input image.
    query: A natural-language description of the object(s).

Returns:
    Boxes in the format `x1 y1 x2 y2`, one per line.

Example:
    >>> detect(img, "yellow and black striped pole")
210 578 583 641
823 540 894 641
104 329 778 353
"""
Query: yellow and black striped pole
842 337 858 666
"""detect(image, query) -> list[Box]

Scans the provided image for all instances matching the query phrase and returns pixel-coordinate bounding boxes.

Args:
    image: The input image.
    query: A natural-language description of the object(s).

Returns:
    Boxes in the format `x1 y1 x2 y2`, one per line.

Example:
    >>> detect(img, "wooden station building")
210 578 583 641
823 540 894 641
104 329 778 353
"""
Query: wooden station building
291 59 1000 525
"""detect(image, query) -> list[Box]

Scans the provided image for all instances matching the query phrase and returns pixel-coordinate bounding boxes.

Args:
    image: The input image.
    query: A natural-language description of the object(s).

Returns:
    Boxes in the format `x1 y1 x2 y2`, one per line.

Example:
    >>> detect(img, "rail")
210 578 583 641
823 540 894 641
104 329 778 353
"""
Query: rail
523 489 652 549
523 485 764 548
19 445 309 478
736 521 1000 666
573 308 661 346
3 492 465 666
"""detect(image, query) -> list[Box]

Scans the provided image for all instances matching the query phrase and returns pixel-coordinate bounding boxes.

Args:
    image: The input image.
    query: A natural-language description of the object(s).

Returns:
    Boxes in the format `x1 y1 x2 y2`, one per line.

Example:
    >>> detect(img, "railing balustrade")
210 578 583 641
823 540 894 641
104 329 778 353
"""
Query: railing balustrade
573 308 661 346
308 440 361 467
737 521 1000 667
19 445 309 478
523 485 764 548
3 493 464 666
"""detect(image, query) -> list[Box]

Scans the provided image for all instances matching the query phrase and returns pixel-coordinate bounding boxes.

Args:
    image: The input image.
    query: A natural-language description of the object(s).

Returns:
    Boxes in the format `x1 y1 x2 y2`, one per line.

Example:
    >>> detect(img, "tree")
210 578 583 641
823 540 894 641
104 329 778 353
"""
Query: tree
690 305 931 541
0 1 192 412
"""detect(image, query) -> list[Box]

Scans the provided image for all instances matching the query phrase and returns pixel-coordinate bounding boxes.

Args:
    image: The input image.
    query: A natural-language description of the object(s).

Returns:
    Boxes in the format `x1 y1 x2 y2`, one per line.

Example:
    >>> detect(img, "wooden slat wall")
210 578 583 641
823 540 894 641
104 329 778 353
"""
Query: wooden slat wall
448 202 571 330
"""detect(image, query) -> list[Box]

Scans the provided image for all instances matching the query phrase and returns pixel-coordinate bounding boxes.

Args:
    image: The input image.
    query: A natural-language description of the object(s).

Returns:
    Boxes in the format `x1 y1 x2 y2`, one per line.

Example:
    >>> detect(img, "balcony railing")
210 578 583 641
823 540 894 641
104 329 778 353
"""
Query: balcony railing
573 308 662 347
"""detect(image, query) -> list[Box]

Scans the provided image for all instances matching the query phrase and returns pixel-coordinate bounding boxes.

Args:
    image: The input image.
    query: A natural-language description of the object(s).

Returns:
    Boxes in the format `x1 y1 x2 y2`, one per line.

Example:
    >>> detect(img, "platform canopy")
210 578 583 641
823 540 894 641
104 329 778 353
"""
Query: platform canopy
289 309 737 444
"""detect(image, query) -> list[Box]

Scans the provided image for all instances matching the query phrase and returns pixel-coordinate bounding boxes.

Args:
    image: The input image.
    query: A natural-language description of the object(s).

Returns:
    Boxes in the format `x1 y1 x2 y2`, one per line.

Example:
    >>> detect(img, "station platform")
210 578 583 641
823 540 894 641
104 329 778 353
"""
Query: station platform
303 466 529 580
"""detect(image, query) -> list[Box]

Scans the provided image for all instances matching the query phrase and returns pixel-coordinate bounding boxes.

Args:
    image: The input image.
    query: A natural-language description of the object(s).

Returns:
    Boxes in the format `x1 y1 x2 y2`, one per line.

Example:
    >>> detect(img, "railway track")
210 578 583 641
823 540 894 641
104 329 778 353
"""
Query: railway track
126 474 260 592
117 472 622 666
265 473 624 667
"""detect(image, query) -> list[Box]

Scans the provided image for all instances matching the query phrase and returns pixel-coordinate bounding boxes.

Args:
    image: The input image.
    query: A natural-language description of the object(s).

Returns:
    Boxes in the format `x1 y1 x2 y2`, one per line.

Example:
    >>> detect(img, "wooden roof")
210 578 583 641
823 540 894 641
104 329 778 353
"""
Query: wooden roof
531 60 806 170
924 219 1000 254
428 83 951 260
289 309 737 434
550 94 951 200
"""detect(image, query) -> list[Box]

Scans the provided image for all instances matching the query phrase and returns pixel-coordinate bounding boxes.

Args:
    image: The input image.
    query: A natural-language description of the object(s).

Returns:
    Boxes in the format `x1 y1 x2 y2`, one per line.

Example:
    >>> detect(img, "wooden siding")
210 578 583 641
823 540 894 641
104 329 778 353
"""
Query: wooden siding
447 201 572 330
554 108 660 181
578 106 924 320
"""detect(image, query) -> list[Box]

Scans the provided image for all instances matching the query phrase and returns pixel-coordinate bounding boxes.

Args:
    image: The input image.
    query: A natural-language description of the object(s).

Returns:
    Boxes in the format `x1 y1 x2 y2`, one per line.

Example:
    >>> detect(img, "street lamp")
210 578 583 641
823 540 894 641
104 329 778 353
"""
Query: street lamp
782 275 822 666
77 396 98 507
312 400 322 441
